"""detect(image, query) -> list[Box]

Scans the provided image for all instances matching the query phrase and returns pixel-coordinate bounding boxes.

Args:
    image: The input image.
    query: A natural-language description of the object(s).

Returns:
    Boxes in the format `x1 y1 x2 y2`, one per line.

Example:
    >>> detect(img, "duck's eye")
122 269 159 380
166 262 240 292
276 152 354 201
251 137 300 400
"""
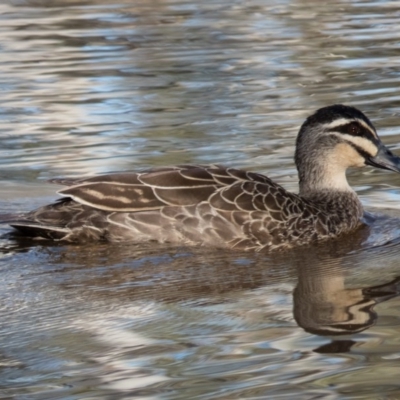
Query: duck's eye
345 122 361 136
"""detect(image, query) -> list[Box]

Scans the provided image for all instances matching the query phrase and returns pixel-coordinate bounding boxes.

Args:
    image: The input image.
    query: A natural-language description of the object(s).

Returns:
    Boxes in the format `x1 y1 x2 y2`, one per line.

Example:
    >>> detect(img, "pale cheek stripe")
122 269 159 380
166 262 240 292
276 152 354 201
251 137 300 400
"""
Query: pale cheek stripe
330 133 378 157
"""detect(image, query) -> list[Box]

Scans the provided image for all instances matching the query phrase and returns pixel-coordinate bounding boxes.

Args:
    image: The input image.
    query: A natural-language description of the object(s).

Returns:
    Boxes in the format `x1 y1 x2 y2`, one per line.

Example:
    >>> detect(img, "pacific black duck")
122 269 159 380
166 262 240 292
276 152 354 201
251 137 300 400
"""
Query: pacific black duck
3 104 400 251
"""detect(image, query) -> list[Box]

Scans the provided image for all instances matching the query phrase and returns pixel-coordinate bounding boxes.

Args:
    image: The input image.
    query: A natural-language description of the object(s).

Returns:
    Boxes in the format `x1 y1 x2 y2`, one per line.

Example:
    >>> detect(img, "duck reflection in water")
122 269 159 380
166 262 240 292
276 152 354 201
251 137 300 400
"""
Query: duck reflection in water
293 256 400 338
3 218 400 355
292 225 400 353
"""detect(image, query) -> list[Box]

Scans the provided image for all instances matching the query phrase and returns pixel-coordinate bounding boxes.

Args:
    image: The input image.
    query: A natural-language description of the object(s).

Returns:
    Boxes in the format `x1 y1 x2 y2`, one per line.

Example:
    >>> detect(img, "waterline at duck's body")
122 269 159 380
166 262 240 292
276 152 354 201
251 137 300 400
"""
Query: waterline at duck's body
3 105 400 251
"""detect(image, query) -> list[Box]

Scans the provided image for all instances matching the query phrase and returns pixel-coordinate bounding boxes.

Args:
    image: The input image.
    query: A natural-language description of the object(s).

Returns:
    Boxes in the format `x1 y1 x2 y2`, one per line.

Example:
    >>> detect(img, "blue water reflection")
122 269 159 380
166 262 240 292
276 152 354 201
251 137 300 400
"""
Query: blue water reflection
2 0 400 399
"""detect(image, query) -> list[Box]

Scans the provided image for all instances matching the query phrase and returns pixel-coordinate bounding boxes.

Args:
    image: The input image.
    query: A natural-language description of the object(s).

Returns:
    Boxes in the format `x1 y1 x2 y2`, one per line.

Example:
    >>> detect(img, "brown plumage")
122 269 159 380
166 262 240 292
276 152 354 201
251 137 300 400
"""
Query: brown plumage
3 104 400 251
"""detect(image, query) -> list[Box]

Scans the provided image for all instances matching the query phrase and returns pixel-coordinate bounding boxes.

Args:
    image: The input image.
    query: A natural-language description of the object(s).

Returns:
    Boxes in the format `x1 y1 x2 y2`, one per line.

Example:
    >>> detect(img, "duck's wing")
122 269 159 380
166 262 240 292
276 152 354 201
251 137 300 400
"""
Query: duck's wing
51 165 274 212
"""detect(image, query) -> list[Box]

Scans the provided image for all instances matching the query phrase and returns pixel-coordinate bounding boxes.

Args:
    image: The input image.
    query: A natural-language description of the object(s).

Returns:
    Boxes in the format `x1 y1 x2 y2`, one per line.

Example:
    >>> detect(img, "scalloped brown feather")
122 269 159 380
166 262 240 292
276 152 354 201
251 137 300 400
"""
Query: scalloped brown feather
7 164 363 251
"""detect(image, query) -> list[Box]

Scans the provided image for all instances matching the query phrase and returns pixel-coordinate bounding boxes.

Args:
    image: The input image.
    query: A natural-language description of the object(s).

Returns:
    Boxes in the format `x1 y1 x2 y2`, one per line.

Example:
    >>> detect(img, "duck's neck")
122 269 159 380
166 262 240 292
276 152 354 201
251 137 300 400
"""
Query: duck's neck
296 138 361 197
298 160 364 223
298 162 352 196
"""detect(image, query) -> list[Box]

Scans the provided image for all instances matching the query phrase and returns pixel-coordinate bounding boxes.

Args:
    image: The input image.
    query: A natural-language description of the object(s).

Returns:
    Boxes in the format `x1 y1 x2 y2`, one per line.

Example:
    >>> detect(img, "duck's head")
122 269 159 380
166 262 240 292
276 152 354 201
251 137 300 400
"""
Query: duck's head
295 104 400 195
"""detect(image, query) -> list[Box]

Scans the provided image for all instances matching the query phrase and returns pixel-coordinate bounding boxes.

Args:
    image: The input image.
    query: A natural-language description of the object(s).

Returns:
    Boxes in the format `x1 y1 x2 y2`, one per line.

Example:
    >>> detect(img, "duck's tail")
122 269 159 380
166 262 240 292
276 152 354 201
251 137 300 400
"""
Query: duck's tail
0 213 69 240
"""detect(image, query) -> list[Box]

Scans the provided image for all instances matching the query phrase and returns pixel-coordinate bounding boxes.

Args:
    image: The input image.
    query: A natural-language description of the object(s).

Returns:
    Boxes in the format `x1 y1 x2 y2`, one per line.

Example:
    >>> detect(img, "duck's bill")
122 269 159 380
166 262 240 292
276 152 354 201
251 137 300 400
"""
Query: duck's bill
366 145 400 173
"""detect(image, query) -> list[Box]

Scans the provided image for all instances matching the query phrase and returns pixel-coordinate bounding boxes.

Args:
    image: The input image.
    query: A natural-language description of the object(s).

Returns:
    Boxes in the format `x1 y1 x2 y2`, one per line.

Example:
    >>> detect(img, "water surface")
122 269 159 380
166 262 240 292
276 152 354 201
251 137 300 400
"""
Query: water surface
2 0 400 398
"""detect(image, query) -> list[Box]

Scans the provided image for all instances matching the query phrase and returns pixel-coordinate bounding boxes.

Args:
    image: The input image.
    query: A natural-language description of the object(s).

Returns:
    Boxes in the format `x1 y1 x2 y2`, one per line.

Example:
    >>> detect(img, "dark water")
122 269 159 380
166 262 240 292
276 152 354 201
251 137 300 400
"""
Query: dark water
2 0 400 398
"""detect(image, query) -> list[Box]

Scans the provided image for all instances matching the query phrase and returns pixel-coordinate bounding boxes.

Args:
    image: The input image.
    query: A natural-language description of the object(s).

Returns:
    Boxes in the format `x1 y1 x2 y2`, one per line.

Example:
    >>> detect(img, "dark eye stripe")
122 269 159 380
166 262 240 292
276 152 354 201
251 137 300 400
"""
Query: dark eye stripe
347 142 375 159
329 123 362 135
328 122 378 144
